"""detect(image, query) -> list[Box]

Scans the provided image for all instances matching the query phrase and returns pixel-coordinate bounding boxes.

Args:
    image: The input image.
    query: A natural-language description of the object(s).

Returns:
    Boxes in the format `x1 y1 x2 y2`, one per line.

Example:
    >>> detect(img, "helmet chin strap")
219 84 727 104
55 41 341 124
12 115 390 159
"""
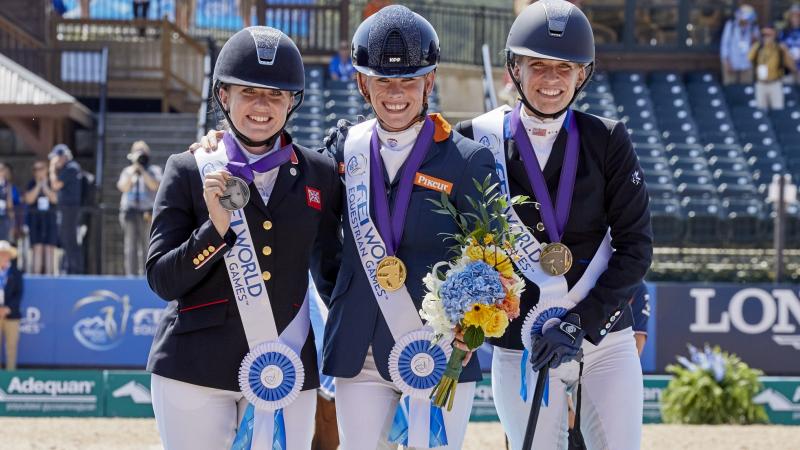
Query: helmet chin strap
506 59 595 120
212 82 304 149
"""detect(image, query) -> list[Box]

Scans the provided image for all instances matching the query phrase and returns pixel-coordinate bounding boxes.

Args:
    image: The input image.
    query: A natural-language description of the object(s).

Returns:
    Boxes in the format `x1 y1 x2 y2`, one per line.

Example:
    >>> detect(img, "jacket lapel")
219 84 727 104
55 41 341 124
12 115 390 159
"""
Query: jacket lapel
266 156 300 211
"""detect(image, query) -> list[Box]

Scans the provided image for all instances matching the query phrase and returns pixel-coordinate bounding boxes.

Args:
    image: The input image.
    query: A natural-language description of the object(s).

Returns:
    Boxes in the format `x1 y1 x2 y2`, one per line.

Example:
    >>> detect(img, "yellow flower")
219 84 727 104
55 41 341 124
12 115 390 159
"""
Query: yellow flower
483 234 494 245
483 247 515 278
465 243 484 262
462 304 509 338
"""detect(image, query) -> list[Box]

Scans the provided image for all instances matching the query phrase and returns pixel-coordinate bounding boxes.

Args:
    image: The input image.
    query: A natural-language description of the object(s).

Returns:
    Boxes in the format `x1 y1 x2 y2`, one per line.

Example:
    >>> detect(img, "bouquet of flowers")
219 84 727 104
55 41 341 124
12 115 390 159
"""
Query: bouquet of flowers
420 176 527 410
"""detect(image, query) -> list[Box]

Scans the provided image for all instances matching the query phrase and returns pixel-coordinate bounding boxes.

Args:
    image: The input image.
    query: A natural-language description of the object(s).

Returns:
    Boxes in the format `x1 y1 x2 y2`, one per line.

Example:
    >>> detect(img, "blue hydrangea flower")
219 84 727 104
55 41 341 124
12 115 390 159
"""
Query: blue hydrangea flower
439 261 505 323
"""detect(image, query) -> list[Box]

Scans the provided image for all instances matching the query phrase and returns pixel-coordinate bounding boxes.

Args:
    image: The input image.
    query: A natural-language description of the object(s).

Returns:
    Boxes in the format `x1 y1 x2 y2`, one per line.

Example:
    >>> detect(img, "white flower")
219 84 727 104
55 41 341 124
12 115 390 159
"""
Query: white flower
419 292 455 337
507 273 526 299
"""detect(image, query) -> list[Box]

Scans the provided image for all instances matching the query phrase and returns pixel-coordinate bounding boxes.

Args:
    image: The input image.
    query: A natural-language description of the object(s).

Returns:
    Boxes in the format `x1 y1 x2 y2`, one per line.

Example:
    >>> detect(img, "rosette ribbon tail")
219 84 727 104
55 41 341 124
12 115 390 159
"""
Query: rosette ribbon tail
231 404 256 450
520 348 528 402
272 408 286 450
389 396 449 448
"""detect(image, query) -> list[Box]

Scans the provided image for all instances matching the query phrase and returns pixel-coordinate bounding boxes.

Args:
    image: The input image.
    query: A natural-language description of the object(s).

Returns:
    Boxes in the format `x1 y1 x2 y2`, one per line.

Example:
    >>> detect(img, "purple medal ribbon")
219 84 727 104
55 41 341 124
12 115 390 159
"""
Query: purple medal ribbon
370 117 435 255
509 103 579 243
223 132 293 183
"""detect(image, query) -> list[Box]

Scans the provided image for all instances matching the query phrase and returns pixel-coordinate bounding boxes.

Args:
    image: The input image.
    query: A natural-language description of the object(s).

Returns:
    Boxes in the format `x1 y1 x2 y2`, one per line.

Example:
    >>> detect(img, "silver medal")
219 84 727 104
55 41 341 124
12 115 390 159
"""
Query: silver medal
220 176 250 211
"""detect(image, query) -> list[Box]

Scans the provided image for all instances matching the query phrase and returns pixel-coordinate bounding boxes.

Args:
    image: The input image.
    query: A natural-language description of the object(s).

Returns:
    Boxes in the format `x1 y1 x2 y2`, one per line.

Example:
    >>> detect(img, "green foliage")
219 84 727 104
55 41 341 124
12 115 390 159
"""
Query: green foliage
661 346 768 425
462 325 485 350
427 174 529 254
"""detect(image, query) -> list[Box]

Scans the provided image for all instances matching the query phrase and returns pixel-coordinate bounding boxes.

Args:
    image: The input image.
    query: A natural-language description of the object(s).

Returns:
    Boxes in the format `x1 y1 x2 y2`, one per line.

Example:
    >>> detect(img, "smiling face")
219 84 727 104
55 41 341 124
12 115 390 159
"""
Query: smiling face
513 56 586 117
218 84 292 152
357 71 435 131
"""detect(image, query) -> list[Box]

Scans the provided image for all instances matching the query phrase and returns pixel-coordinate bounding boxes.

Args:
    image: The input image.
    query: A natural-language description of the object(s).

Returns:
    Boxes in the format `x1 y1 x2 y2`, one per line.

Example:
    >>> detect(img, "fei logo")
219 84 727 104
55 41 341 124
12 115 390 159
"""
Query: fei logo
72 290 132 351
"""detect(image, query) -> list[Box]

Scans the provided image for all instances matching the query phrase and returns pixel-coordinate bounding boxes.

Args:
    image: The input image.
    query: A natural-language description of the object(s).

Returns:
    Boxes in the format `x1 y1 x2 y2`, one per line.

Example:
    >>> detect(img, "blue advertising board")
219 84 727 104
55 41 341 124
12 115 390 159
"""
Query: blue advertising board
653 284 800 375
17 276 166 368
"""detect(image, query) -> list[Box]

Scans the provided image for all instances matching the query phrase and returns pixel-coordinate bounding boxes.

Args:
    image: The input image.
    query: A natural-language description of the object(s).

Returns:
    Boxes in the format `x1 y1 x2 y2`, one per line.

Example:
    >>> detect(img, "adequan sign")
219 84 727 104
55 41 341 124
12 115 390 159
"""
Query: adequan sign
0 370 103 416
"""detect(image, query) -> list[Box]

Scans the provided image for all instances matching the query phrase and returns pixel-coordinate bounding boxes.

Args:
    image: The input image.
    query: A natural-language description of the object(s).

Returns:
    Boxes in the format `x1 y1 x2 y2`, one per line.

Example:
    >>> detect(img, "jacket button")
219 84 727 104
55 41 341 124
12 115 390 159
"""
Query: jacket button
202 249 210 257
262 271 271 281
208 245 216 252
536 222 545 232
197 254 205 262
600 329 607 336
263 220 273 230
192 258 199 265
262 246 272 256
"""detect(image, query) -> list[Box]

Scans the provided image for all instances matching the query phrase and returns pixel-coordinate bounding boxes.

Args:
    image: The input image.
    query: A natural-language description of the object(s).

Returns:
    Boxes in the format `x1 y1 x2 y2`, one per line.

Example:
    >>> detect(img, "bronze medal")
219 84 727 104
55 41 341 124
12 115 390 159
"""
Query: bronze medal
376 256 407 292
539 242 573 276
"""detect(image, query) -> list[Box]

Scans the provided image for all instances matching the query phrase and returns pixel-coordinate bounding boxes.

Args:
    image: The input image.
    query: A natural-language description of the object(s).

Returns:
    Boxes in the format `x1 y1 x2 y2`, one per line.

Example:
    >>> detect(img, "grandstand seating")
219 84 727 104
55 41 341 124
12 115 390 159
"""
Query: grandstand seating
572 70 800 248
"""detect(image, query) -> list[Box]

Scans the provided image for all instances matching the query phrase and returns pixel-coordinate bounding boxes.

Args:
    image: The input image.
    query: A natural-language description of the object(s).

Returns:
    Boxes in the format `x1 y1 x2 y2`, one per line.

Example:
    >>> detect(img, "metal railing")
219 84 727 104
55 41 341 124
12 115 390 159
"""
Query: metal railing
52 18 206 112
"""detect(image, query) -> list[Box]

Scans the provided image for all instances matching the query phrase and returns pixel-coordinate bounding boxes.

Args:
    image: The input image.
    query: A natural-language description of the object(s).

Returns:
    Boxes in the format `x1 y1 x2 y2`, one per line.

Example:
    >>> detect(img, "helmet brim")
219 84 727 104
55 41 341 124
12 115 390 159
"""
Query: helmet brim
216 74 303 92
507 46 592 65
353 64 436 79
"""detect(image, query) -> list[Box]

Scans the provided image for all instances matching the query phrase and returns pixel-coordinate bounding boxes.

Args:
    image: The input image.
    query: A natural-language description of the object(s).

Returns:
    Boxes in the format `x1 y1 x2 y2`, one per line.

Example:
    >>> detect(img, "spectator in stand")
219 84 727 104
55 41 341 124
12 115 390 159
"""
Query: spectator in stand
80 0 90 18
117 141 161 276
175 0 196 33
0 241 23 371
720 4 760 85
749 26 796 110
780 4 800 82
238 0 255 27
0 163 17 242
328 40 355 82
48 144 83 274
133 0 150 19
24 161 59 275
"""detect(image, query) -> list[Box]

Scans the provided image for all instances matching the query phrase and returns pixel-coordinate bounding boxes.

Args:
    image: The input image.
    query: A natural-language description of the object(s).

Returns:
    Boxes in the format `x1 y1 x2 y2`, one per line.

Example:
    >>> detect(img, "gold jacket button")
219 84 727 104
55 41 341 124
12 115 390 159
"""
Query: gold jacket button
262 271 271 281
197 254 205 262
263 220 273 230
262 246 272 256
192 258 200 265
208 245 216 252
202 249 210 257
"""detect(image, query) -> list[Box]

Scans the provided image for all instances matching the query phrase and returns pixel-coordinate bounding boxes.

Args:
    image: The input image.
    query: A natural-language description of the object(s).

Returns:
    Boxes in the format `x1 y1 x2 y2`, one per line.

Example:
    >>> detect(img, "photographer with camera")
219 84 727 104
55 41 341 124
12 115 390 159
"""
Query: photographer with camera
117 140 161 276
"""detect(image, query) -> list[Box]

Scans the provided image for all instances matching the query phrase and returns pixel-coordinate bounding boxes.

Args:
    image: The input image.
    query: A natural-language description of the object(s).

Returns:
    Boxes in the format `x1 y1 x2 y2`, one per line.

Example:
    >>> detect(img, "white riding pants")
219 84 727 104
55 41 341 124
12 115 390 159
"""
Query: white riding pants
151 374 317 450
491 327 642 450
335 348 476 450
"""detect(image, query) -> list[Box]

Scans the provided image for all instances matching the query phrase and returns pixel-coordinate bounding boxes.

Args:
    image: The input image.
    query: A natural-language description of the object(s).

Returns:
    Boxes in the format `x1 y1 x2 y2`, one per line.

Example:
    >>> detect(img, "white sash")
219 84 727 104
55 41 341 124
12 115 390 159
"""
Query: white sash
342 119 450 448
471 106 613 326
194 142 310 448
342 119 424 337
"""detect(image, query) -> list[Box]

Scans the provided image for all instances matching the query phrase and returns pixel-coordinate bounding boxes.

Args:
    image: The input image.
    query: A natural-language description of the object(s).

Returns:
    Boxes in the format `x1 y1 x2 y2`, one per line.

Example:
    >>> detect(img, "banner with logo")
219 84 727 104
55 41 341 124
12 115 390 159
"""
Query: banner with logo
654 284 800 375
0 370 103 417
104 371 154 418
17 276 166 367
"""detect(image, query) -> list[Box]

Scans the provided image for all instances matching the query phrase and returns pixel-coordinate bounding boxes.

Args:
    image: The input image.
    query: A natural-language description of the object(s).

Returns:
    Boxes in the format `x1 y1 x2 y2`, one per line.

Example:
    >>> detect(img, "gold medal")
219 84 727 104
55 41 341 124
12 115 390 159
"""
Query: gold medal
539 243 573 276
376 256 407 291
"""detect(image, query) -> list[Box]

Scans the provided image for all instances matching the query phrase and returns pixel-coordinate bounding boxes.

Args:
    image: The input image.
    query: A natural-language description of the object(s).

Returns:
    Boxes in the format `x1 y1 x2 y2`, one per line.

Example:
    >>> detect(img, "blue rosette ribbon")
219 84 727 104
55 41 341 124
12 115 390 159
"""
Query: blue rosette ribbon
231 341 304 450
519 299 570 405
387 329 452 448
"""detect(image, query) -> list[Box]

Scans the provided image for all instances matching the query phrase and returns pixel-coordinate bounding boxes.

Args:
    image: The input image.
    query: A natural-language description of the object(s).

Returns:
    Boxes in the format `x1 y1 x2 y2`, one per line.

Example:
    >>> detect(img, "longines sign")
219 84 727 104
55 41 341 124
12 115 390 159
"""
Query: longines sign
656 285 800 375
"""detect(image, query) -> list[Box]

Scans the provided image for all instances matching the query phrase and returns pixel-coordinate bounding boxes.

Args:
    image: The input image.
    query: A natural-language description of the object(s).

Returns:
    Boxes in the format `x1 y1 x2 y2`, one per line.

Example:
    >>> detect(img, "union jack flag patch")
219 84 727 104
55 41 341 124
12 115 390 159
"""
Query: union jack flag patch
306 186 322 210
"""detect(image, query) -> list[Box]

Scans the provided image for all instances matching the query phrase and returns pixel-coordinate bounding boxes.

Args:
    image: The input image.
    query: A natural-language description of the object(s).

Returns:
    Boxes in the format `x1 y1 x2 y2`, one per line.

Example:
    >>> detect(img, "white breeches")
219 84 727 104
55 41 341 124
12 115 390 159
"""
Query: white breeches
491 327 643 450
335 348 476 450
151 374 317 450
